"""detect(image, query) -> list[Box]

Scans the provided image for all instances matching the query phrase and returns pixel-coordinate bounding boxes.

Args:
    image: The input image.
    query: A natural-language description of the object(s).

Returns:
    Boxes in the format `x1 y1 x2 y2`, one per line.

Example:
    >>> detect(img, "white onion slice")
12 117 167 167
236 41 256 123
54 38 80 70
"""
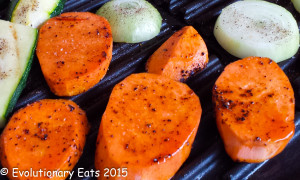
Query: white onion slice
214 1 299 62
292 0 300 13
96 0 162 43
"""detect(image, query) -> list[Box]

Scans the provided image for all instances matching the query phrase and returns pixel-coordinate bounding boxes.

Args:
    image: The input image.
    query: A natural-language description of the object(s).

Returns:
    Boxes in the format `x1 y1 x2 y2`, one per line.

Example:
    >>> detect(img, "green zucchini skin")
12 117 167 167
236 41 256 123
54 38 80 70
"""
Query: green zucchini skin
50 0 67 18
4 30 38 120
3 0 65 125
7 0 18 21
7 0 66 22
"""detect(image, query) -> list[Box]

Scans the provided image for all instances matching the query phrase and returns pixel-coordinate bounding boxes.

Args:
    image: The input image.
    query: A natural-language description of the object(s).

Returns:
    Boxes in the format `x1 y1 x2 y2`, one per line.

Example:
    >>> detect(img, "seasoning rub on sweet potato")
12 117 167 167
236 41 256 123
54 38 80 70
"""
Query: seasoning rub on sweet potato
0 99 89 180
36 12 113 96
146 26 208 82
213 57 295 163
95 73 202 179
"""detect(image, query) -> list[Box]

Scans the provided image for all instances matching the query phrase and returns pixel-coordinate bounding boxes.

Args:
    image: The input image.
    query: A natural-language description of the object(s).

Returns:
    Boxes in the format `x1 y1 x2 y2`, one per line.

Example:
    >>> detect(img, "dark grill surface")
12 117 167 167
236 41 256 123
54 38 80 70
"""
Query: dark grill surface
0 0 300 179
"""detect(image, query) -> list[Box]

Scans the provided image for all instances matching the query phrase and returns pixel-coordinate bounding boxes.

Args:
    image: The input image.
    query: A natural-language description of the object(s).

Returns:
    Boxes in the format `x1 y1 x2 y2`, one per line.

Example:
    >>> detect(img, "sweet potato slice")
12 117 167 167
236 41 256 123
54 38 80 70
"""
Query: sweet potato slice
213 57 295 163
95 73 202 179
0 99 89 180
146 26 208 82
36 12 113 96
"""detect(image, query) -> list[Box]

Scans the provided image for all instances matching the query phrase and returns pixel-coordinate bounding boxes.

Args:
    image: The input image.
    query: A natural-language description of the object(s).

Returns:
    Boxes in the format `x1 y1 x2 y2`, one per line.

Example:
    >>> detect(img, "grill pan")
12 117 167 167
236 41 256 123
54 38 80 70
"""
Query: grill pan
0 0 300 179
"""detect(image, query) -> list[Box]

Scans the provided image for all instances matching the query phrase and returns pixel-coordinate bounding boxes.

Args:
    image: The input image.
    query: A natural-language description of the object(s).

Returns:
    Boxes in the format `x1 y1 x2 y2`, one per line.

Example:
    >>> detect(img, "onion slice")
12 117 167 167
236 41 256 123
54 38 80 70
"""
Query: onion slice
214 1 299 62
292 0 300 13
97 0 162 43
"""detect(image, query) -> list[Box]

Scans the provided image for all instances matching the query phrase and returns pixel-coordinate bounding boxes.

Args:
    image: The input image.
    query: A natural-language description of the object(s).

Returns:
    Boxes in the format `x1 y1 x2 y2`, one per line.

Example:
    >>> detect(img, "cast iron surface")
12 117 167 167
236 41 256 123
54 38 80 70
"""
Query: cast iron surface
0 0 299 179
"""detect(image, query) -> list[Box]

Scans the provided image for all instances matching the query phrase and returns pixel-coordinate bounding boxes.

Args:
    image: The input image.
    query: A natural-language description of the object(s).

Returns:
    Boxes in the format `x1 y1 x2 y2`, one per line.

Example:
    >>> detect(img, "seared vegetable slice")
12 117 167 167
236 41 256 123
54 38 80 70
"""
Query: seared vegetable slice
8 0 66 28
213 57 295 163
95 73 202 180
146 26 208 82
96 0 162 43
36 12 113 96
0 99 89 180
0 19 37 127
214 1 299 62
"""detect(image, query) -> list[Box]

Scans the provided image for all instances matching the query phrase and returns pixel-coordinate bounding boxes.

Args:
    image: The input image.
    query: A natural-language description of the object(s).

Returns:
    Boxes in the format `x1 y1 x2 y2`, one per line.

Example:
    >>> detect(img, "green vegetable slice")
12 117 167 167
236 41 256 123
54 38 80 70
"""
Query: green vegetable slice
97 0 162 43
0 20 37 127
214 0 299 62
8 0 66 28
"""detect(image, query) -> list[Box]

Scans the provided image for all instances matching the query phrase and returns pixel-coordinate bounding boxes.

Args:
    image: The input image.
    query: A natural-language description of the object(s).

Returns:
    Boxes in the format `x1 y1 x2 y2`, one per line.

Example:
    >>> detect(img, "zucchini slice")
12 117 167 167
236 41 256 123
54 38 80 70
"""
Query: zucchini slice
0 20 37 127
8 0 66 28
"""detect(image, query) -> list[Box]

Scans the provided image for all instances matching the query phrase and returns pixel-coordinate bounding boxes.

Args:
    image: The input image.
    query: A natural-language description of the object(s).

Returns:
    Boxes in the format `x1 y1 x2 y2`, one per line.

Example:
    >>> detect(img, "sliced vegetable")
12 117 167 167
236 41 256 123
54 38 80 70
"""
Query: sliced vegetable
8 0 66 28
295 77 300 110
0 19 37 127
213 57 295 163
214 1 299 62
96 0 162 43
0 99 89 180
292 0 300 13
36 12 113 96
146 26 208 82
95 73 202 179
